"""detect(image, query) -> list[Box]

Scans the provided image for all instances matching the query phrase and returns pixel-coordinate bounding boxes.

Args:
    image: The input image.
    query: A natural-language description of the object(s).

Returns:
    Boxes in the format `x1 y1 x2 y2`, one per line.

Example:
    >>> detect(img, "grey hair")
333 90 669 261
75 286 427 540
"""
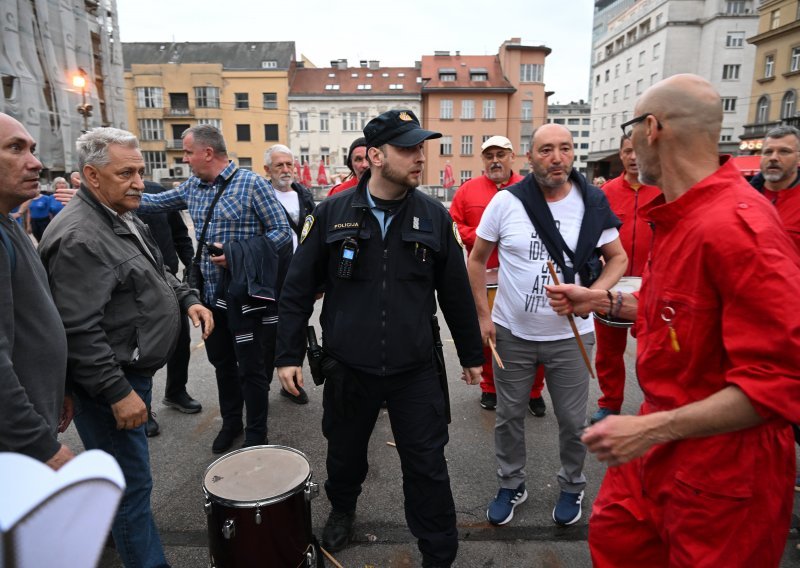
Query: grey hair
52 176 68 187
76 127 139 177
182 124 227 155
264 144 293 167
765 125 800 145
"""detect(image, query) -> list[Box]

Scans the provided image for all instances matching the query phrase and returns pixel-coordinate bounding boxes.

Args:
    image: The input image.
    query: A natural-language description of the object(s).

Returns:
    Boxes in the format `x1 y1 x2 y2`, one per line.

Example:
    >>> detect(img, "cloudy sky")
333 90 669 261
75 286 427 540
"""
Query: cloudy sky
116 0 595 104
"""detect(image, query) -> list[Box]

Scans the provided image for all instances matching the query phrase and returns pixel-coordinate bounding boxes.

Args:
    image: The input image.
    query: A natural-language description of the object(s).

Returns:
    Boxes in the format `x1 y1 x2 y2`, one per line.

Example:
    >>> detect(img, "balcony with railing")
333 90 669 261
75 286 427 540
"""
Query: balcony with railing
166 139 184 150
741 120 782 138
166 107 192 117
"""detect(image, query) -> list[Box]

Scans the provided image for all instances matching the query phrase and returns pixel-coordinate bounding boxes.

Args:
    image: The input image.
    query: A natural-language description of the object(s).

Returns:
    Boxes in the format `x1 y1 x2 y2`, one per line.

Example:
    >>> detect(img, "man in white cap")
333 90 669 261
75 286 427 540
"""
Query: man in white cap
450 136 546 414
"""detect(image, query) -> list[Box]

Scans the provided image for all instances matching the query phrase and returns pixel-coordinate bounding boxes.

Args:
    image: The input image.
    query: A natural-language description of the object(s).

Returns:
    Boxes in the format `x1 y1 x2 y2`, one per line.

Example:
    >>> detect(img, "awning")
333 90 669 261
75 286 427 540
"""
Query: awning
731 155 761 177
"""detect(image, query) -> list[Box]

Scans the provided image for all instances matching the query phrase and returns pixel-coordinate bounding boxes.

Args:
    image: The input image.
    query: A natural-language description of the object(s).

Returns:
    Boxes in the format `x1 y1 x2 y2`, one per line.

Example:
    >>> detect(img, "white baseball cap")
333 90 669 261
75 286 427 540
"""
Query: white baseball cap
481 135 514 152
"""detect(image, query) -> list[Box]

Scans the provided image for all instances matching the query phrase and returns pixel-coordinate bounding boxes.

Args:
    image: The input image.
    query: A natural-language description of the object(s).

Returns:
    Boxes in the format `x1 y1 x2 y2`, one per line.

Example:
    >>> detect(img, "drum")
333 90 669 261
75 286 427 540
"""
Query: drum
203 445 320 568
593 276 642 328
486 268 499 309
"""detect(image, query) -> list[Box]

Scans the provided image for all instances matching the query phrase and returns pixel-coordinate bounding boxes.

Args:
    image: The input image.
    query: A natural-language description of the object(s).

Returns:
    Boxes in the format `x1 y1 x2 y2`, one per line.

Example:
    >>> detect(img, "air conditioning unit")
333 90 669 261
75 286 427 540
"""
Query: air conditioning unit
170 165 189 178
151 168 170 182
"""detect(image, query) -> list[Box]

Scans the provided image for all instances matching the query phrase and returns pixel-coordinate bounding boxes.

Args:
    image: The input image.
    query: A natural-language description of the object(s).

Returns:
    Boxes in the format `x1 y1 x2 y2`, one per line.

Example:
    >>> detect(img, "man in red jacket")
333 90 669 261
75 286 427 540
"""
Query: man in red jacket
327 137 368 197
590 136 660 424
450 136 546 415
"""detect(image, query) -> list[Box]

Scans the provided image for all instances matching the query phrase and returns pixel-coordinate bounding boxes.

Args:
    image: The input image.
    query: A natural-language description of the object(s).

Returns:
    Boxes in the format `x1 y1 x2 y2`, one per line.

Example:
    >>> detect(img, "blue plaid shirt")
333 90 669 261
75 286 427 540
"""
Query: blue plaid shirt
139 161 291 304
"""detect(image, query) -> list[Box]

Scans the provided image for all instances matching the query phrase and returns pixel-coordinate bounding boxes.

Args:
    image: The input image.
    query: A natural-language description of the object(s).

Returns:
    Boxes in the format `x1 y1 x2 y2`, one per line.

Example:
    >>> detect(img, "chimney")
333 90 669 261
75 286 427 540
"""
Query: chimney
368 60 379 70
337 58 348 69
360 60 368 67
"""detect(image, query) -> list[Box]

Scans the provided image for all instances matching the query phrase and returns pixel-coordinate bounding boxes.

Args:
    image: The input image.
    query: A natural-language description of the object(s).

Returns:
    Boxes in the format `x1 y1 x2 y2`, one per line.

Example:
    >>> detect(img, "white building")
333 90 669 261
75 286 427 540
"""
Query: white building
287 60 422 183
588 0 758 177
547 101 592 175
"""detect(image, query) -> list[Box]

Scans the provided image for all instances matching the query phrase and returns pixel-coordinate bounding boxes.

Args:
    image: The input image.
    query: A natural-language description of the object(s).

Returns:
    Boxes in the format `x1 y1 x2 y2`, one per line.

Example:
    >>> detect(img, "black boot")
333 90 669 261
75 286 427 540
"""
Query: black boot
321 509 355 552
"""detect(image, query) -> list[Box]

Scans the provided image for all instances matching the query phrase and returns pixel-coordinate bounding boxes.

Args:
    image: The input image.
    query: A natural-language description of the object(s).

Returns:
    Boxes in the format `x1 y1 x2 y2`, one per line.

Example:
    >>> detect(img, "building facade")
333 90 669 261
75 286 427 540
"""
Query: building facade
122 42 295 180
420 38 551 187
740 0 800 152
547 101 592 175
1 0 126 175
588 0 759 177
287 60 422 184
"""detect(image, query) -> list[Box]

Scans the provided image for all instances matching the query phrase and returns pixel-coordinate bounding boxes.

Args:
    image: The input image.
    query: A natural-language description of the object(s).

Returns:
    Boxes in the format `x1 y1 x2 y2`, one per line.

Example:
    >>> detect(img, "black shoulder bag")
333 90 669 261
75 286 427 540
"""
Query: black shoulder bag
186 169 237 296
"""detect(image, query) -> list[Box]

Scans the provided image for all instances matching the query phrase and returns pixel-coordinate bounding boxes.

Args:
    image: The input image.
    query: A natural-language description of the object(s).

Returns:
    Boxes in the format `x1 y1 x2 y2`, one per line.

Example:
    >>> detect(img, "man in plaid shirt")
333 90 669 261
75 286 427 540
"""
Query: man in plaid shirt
139 124 291 453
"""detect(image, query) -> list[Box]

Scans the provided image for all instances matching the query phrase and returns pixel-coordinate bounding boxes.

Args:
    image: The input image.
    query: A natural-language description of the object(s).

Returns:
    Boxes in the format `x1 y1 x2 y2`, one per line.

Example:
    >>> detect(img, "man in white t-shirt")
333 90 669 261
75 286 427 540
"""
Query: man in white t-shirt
467 124 627 528
264 144 316 252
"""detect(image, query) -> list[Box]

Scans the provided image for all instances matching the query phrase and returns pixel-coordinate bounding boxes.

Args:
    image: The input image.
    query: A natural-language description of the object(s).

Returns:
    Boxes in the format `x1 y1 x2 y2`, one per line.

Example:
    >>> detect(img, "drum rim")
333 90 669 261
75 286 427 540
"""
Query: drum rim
203 444 313 508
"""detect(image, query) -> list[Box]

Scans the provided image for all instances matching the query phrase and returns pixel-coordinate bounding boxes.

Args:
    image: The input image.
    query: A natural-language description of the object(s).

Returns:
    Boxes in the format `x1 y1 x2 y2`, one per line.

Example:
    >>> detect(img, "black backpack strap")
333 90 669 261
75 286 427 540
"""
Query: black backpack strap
0 221 16 273
192 168 238 265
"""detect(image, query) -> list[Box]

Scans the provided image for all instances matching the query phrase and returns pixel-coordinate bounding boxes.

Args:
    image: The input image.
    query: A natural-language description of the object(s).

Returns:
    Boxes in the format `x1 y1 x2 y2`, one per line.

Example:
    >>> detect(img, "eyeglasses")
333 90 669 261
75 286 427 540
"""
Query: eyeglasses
620 113 663 139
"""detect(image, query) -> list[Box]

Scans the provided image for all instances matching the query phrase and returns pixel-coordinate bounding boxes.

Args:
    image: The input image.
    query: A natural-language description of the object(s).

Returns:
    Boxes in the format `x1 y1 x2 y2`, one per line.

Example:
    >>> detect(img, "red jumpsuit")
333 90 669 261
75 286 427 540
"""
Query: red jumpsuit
763 171 800 251
589 158 800 567
449 173 545 397
327 176 358 197
594 174 660 412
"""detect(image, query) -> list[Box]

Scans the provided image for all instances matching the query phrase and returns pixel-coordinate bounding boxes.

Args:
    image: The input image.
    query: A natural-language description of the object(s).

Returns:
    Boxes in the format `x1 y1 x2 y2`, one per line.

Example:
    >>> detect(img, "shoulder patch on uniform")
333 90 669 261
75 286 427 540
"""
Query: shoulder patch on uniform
452 222 464 249
300 214 315 244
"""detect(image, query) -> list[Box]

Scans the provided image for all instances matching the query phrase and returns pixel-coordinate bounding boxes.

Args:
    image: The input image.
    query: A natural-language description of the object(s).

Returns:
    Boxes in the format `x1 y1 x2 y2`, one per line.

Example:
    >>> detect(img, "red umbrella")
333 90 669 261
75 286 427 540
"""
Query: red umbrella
443 163 455 189
317 159 328 185
301 162 312 186
294 159 302 180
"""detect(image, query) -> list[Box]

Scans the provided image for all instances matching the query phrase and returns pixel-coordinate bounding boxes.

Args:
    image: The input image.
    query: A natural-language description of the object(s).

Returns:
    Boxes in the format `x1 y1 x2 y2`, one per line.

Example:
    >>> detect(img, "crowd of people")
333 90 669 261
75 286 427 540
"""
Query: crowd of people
2 72 800 568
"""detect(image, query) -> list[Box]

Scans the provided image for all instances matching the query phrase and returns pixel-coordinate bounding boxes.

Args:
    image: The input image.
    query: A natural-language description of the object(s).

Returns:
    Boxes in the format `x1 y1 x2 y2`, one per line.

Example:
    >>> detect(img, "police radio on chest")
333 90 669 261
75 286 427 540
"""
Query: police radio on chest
336 237 359 279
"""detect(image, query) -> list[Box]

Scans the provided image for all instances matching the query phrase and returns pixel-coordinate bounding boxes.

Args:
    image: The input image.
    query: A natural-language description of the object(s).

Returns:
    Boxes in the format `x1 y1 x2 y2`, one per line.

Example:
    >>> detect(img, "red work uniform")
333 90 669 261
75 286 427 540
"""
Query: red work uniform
589 158 800 567
762 170 800 251
594 174 660 412
327 177 358 197
450 172 545 397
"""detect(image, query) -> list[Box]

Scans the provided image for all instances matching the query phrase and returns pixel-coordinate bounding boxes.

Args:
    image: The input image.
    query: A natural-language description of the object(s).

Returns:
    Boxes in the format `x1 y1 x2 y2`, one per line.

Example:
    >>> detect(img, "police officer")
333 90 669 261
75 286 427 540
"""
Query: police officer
276 109 483 568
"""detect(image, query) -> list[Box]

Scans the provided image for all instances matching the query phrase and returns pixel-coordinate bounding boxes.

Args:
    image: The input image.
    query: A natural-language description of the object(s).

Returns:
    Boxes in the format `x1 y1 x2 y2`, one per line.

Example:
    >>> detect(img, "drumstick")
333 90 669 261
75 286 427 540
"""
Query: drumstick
488 338 504 369
546 261 596 379
320 546 345 568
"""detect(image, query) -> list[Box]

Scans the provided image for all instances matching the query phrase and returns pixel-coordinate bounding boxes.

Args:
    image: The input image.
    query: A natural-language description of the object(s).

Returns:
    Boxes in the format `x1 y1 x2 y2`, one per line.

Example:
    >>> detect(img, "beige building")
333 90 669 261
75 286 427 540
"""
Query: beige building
420 38 551 187
741 0 800 151
122 42 295 180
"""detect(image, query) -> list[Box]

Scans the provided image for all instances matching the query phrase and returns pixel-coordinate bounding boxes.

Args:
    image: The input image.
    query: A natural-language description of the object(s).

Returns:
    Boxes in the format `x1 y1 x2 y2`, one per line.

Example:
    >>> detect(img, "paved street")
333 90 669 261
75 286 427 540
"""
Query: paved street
60 304 800 567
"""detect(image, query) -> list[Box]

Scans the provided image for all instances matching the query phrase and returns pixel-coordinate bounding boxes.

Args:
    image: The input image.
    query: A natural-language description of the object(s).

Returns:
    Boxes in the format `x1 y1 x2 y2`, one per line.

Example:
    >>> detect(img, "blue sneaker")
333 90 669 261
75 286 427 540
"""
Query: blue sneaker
486 483 527 525
590 407 619 424
552 490 584 526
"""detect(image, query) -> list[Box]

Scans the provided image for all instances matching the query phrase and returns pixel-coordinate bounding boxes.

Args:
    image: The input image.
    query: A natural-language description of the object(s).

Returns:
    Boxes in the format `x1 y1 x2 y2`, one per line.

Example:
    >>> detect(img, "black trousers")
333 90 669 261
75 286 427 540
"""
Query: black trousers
204 306 275 443
164 314 191 399
322 363 457 566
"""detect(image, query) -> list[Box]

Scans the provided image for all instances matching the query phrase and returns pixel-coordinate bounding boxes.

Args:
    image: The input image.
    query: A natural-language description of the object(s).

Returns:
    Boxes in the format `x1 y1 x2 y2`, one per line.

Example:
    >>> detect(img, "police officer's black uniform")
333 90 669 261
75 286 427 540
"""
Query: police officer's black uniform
276 158 483 565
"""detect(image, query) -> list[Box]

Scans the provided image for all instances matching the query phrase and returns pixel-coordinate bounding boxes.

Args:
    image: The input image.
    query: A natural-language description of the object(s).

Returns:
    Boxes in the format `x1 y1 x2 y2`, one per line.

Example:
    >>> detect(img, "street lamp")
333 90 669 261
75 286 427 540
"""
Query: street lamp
72 68 92 132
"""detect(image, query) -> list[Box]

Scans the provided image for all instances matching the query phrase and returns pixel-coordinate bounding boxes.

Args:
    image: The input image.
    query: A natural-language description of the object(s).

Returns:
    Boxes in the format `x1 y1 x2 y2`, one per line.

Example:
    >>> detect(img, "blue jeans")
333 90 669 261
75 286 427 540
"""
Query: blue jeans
73 371 169 568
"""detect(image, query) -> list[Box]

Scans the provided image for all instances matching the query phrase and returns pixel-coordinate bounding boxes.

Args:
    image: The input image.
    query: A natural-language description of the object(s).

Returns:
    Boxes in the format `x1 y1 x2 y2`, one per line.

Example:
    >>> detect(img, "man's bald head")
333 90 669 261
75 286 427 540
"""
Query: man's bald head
636 74 723 145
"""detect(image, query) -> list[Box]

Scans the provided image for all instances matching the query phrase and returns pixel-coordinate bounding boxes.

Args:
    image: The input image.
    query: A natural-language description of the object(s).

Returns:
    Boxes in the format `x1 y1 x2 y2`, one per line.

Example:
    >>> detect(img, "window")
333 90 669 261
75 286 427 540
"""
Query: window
262 92 277 109
605 69 610 82
482 135 492 144
568 118 580 125
235 93 249 110
580 142 589 149
264 124 279 141
614 64 620 78
553 118 566 124
2 75 16 99
137 87 163 108
236 124 251 141
595 74 600 86
611 114 617 127
636 79 643 95
792 47 800 72
300 148 309 166
639 51 646 66
194 87 219 108
324 84 340 90
782 90 797 118
520 137 531 155
440 136 452 155
138 119 164 141
461 99 475 119
603 93 608 106
651 73 658 85
482 99 496 119
142 151 166 174
653 43 661 59
238 157 252 170
626 58 632 72
721 97 737 112
460 135 473 155
756 96 771 123
726 32 745 48
656 13 663 27
612 89 618 103
570 130 579 137
261 60 278 68
356 84 372 90
342 112 366 131
470 69 488 81
439 69 456 81
320 112 329 132
198 118 221 129
601 117 607 129
722 64 740 80
460 171 472 184
298 112 308 131
624 84 630 99
520 64 543 82
440 99 453 120
169 93 189 113
770 9 780 30
726 1 746 14
389 84 404 90
765 54 775 78
720 128 734 142
320 147 330 166
521 100 532 121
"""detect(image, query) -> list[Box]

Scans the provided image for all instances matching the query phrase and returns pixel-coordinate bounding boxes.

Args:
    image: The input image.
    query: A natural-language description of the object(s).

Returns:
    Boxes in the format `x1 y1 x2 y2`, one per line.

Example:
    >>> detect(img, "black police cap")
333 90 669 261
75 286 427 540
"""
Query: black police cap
363 109 441 149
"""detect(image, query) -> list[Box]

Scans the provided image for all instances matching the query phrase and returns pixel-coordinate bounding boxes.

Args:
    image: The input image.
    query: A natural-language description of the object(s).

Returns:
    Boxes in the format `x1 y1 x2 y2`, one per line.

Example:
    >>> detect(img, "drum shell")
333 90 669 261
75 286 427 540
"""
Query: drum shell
204 446 315 568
